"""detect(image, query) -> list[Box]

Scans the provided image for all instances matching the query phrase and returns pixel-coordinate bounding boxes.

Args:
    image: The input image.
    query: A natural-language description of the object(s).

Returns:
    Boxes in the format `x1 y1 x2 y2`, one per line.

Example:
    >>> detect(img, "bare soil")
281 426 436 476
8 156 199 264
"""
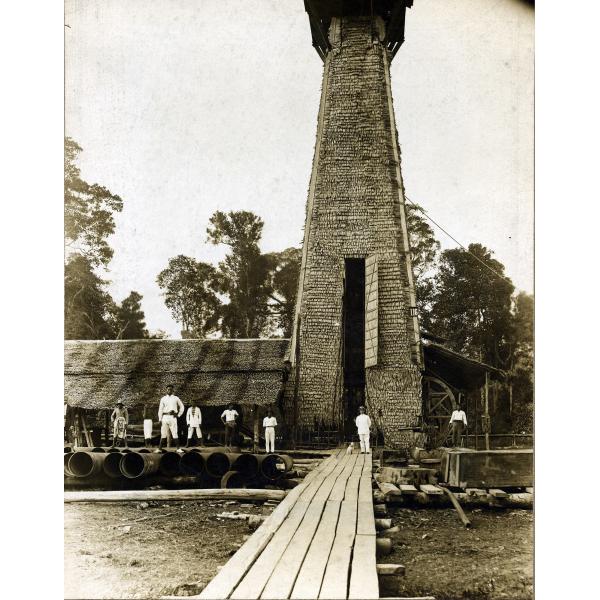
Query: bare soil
65 501 533 600
382 506 533 600
64 500 275 599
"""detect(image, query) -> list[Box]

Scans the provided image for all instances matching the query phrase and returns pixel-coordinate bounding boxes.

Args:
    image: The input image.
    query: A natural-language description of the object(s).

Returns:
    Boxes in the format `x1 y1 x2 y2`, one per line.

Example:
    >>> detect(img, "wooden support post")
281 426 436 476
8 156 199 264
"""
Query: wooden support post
485 372 490 451
253 404 260 453
104 410 110 445
79 411 92 447
442 487 472 528
292 318 301 450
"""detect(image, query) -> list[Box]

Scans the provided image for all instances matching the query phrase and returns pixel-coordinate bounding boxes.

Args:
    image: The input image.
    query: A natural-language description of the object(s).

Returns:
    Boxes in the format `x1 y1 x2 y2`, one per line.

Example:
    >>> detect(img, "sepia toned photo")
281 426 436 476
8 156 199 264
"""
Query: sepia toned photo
64 1 534 599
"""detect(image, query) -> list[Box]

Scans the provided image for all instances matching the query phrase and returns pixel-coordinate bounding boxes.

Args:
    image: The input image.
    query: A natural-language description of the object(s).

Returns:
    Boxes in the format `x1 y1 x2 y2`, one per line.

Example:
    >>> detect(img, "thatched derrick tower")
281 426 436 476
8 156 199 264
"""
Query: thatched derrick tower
286 1 422 451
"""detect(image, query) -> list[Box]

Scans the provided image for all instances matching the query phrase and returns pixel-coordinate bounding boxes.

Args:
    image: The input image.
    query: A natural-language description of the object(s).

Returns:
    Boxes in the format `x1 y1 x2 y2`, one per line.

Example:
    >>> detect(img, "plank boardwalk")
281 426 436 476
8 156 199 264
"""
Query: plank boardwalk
197 449 378 600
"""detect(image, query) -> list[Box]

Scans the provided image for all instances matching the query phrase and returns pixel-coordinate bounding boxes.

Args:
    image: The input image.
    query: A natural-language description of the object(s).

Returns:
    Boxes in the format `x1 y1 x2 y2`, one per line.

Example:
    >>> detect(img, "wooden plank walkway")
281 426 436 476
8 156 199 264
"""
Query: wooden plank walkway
197 449 378 600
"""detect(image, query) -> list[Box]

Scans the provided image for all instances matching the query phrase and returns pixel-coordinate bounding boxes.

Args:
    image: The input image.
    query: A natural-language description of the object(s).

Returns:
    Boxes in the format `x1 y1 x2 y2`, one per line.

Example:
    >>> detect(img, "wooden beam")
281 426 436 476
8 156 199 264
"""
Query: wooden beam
441 487 472 528
65 488 286 503
419 484 443 495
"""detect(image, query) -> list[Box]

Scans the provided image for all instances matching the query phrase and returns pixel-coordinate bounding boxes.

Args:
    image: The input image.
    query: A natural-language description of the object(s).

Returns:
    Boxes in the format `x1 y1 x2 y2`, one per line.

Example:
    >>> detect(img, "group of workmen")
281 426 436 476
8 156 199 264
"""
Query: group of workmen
109 384 468 452
109 384 279 453
110 385 376 453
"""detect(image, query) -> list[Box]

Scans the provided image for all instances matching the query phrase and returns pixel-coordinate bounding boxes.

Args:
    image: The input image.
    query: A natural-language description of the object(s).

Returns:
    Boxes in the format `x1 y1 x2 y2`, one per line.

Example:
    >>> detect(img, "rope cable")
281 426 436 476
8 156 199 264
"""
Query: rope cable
404 195 514 286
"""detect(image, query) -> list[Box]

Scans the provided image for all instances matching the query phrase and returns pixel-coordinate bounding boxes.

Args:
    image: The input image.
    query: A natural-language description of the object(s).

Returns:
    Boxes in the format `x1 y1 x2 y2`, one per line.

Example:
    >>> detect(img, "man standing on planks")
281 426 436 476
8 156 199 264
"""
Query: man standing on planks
449 404 468 447
155 385 185 453
262 409 277 454
221 404 239 449
110 402 129 448
355 406 372 454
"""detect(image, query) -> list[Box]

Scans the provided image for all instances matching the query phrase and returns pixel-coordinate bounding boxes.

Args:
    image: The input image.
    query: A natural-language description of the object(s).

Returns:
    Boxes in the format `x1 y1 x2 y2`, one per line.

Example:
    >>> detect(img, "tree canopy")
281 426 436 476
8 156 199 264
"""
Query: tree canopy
64 137 123 268
428 243 515 368
112 291 148 339
207 211 272 338
156 255 220 337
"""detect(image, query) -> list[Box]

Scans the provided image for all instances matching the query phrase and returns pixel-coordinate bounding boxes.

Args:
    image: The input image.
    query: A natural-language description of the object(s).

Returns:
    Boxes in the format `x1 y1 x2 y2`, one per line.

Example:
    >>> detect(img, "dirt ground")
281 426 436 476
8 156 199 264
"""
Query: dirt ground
382 505 533 600
64 500 275 599
65 501 533 600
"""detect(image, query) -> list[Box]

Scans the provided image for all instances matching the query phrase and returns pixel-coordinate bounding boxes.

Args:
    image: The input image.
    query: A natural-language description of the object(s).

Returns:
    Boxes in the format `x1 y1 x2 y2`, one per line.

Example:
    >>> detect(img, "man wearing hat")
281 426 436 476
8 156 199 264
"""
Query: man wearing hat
110 402 129 448
355 406 372 454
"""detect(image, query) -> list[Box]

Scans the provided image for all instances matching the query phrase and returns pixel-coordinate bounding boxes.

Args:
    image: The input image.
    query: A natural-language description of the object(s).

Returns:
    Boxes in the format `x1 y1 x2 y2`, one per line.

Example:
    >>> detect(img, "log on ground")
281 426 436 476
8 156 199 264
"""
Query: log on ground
64 488 286 503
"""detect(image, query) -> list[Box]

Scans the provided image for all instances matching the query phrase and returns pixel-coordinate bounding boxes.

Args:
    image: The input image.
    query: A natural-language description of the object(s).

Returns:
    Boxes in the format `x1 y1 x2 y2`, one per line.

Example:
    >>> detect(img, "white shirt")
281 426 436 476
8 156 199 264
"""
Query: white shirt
355 414 372 435
221 409 239 422
187 407 202 427
158 394 184 420
450 410 467 425
263 416 277 428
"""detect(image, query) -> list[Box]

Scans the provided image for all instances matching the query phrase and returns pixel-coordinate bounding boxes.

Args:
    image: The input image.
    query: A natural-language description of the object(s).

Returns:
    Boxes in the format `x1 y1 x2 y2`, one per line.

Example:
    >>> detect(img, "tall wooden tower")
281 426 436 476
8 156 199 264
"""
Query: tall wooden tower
286 0 422 451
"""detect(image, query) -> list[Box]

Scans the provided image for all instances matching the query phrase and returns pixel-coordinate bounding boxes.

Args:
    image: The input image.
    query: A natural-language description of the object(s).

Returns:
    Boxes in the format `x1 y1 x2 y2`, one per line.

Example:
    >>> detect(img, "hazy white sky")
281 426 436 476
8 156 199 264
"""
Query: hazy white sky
65 0 534 338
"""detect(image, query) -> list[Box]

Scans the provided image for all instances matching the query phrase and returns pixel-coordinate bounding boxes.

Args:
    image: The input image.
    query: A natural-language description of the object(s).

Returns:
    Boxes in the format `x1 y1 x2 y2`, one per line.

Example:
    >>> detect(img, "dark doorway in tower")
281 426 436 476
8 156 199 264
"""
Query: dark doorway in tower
342 258 366 440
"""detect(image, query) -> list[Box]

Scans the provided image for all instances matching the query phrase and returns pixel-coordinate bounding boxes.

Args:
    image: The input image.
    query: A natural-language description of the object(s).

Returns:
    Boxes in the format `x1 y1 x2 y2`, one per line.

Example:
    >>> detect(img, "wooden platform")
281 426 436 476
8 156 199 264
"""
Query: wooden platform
197 449 378 600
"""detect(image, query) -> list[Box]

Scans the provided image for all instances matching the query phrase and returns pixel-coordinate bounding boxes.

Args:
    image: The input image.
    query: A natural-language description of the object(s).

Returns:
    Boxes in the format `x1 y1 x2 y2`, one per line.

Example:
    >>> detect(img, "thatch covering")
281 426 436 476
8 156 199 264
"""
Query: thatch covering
65 339 290 410
423 341 505 391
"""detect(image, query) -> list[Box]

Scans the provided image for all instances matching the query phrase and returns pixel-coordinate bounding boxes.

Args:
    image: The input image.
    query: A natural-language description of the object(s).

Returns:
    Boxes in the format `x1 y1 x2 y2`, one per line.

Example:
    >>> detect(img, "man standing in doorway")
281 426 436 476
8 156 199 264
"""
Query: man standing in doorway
262 409 277 454
110 402 129 448
185 400 203 447
156 385 184 452
449 404 467 447
221 404 239 448
355 406 372 454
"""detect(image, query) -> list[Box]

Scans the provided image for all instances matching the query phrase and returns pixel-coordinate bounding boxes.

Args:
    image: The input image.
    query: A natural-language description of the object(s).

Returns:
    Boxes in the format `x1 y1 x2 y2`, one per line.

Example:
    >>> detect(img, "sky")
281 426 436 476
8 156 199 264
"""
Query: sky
65 0 534 338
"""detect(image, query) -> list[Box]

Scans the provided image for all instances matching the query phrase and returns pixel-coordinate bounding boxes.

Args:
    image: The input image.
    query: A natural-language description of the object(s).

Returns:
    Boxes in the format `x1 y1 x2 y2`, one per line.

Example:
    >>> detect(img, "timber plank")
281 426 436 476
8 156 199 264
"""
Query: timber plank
358 476 372 503
329 454 358 502
199 457 334 600
349 534 379 599
398 484 418 495
319 501 357 598
420 484 443 495
291 501 342 599
488 488 508 498
261 502 326 599
356 501 376 536
313 455 352 503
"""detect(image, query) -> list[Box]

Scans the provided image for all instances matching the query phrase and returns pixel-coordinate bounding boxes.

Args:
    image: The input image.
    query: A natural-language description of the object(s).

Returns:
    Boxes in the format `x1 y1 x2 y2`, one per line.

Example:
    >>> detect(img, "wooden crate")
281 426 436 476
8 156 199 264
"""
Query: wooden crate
442 448 533 488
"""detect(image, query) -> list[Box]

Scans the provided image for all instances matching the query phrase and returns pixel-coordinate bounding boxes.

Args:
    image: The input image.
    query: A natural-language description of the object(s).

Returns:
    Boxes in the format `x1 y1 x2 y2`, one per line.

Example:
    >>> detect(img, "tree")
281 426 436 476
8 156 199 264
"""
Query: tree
406 203 441 328
207 211 272 338
65 255 117 339
264 247 302 337
156 255 220 337
508 292 534 432
428 244 515 368
65 137 123 267
112 291 148 339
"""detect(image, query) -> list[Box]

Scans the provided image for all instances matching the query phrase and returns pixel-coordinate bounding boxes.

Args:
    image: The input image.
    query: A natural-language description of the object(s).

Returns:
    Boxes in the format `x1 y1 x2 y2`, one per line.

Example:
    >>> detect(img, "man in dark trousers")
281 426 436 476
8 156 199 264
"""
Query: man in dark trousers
449 404 468 447
221 404 239 448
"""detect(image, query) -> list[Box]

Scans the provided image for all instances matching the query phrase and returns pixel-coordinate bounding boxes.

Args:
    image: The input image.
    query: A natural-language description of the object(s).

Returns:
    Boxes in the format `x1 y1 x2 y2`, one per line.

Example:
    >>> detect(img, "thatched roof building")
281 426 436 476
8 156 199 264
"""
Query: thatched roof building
64 339 289 410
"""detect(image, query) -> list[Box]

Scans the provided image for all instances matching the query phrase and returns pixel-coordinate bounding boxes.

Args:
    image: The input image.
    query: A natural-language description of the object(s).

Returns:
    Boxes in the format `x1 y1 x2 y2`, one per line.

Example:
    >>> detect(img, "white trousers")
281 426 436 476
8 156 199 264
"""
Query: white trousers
143 419 153 439
265 427 275 453
359 433 370 453
187 426 202 439
160 415 178 439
